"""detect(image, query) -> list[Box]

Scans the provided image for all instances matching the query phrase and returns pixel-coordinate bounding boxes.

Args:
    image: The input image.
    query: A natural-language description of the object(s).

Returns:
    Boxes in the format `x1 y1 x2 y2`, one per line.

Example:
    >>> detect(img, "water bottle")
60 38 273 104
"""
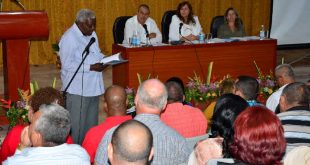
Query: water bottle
198 32 205 43
259 25 265 40
131 31 138 47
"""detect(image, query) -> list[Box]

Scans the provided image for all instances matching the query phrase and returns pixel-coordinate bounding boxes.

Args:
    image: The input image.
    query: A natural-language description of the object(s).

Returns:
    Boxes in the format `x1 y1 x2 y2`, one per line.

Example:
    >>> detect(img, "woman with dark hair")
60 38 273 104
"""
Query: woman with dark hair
210 94 248 158
217 7 246 38
227 106 286 165
188 94 248 165
169 1 202 42
0 87 73 162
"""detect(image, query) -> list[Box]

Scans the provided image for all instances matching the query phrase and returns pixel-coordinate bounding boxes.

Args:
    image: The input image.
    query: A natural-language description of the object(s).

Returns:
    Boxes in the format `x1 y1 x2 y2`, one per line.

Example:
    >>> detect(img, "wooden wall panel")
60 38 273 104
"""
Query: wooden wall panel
0 0 271 66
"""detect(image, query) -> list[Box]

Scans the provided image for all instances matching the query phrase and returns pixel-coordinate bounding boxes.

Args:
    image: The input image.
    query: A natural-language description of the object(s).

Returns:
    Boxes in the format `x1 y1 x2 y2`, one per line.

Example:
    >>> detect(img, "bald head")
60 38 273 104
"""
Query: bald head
135 79 168 114
275 64 295 87
108 120 153 164
104 85 127 116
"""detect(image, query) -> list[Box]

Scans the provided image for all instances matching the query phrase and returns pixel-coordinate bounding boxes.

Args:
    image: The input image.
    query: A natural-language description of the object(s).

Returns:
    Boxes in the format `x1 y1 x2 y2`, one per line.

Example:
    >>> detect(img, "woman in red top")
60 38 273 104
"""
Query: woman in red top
0 87 73 163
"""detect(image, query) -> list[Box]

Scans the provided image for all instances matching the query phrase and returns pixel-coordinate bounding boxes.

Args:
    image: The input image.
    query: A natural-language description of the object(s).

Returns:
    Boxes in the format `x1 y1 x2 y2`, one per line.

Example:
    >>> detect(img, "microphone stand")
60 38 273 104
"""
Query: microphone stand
179 33 206 81
62 50 90 107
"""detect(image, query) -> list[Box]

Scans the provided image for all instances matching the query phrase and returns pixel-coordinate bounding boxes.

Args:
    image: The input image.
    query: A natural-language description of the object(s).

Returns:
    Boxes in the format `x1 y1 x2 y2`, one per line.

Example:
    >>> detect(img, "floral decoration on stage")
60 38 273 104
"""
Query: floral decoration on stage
254 61 278 101
0 79 57 128
0 89 30 128
126 60 279 110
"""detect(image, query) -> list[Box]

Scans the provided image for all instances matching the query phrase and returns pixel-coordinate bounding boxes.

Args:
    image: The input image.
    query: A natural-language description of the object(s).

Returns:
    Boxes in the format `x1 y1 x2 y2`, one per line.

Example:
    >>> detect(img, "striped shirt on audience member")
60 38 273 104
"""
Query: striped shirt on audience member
277 106 310 152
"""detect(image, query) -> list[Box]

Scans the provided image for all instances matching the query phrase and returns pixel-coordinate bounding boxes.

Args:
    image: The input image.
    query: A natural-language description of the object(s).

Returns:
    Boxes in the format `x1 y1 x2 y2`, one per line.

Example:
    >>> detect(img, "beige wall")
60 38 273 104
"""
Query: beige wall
0 0 271 66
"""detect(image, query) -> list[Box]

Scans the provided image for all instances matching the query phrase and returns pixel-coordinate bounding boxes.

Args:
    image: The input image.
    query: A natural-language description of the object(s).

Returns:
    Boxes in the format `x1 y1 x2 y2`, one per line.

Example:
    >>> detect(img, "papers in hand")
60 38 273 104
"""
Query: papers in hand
100 53 128 65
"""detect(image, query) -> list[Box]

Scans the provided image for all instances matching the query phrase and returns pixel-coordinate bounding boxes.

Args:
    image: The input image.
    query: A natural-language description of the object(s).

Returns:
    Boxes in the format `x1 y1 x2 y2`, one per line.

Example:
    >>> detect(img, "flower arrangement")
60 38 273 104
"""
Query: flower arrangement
184 62 221 104
125 87 135 109
184 72 220 104
0 89 31 128
123 61 278 109
254 61 278 100
0 79 57 128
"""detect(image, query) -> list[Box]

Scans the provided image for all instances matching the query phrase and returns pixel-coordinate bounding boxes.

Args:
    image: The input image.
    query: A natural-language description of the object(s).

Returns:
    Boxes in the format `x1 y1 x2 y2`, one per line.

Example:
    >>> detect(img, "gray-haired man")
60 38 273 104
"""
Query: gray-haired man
59 9 107 144
95 79 190 165
3 104 90 165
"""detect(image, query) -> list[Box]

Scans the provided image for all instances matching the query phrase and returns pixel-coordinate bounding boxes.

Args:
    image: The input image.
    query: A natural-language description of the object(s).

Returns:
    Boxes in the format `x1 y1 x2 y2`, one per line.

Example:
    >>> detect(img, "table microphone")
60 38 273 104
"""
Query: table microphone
142 24 149 38
179 23 183 35
143 24 152 46
11 0 26 10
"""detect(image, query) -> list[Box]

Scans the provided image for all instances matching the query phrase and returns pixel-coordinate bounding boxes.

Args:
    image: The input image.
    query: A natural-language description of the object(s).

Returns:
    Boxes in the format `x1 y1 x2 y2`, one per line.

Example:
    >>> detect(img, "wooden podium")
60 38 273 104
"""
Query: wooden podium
0 11 49 101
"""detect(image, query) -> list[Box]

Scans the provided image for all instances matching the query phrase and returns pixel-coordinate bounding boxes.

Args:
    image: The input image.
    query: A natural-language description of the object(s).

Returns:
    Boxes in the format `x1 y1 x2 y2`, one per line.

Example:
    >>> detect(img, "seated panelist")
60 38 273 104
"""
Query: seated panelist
123 4 162 45
169 1 202 42
217 7 246 38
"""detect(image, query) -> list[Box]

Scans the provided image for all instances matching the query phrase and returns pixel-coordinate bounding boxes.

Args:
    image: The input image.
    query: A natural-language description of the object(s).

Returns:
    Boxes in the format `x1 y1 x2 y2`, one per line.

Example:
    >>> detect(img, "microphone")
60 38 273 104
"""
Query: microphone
179 23 183 35
11 0 26 10
83 37 96 54
142 24 149 38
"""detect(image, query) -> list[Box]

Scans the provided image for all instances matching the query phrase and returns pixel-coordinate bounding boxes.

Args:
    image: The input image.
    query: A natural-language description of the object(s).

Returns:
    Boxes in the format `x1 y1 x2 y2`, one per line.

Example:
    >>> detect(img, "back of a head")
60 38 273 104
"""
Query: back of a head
35 104 71 146
166 77 185 94
76 9 95 23
210 93 248 157
104 85 127 115
275 64 295 84
219 78 235 95
165 81 184 103
30 87 65 112
235 75 259 100
136 79 168 112
230 106 286 165
111 120 153 164
281 82 310 107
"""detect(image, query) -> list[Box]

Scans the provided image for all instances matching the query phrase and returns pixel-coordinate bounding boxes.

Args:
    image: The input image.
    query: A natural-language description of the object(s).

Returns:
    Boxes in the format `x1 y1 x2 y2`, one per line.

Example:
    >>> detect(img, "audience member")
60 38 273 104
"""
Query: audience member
60 9 108 144
166 77 192 106
266 64 295 112
284 146 310 165
217 7 246 38
108 120 153 165
169 1 202 42
161 81 208 137
190 94 248 165
82 85 132 163
0 87 73 163
228 106 286 165
277 82 310 152
95 79 190 165
204 77 235 125
3 104 90 165
234 75 262 106
123 4 162 45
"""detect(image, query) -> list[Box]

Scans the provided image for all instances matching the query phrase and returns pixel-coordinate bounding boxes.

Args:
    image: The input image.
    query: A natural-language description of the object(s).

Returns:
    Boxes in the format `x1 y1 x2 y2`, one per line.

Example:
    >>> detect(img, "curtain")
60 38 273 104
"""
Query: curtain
0 0 271 67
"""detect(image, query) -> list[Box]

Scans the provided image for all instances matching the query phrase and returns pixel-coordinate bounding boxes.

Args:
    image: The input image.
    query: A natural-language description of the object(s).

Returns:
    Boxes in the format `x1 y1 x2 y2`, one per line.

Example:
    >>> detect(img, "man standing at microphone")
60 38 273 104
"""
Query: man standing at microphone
123 4 162 45
59 9 107 144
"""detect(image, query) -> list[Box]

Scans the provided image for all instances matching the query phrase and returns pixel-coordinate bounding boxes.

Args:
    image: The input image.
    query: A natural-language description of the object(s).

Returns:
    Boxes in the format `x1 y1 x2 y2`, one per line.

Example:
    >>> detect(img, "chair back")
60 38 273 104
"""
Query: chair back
161 10 176 43
210 15 225 38
113 16 132 44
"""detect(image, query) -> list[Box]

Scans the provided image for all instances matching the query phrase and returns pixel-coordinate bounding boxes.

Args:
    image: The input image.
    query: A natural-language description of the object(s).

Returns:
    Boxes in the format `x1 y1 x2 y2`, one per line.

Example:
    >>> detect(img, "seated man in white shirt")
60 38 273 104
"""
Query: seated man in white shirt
123 4 162 45
3 104 90 165
266 64 295 112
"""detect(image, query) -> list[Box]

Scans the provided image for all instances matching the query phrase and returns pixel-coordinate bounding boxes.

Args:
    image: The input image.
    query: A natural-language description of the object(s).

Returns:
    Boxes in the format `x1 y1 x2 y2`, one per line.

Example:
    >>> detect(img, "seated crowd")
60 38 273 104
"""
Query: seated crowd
1 1 310 164
1 63 309 165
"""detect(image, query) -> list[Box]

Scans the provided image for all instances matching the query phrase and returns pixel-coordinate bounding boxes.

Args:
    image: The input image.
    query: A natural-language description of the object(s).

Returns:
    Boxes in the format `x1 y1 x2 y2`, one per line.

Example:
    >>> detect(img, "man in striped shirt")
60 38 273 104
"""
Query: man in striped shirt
277 82 310 153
